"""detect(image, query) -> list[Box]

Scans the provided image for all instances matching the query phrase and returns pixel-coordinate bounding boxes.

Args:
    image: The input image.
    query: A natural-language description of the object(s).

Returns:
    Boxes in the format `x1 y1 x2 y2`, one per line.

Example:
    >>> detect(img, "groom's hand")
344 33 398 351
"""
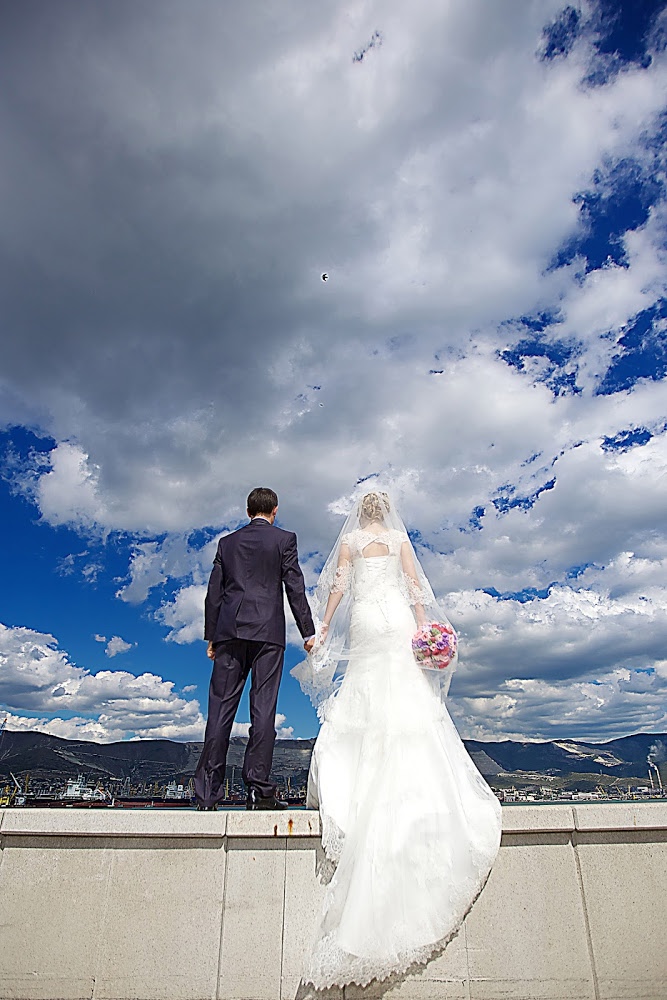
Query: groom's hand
304 636 316 653
206 641 216 660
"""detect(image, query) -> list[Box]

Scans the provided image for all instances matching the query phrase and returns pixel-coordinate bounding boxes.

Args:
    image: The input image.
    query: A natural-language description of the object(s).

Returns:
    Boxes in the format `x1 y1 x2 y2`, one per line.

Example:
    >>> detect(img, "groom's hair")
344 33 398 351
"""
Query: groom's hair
247 487 278 516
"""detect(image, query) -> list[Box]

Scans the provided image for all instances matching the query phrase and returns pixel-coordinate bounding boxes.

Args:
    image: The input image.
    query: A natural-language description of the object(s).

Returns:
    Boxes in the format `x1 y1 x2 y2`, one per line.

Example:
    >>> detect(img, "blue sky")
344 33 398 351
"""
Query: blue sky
1 0 667 744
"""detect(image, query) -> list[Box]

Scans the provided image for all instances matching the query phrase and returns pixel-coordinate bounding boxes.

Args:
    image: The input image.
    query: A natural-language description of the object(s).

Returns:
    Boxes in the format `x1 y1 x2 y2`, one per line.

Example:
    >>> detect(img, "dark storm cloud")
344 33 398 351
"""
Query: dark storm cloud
0 0 576 529
0 2 342 404
0 0 575 441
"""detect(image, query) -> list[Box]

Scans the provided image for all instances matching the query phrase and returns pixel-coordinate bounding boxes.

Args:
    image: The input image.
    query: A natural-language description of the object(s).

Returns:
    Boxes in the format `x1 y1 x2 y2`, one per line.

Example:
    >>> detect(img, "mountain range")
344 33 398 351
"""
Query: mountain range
1 728 665 789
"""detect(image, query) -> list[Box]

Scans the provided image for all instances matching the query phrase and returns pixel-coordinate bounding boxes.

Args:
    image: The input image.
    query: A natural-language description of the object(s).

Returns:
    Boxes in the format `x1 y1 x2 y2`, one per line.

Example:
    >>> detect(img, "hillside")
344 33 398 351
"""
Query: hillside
1 728 663 787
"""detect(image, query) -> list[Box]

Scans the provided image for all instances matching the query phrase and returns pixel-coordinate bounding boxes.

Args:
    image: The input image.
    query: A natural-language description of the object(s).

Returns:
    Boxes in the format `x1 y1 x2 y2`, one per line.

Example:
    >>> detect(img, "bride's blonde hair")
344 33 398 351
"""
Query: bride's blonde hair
360 491 389 523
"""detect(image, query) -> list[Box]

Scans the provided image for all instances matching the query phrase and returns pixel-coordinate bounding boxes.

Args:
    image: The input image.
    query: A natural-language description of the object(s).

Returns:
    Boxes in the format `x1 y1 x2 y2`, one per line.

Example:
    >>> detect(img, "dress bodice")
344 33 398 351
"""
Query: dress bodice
343 528 407 559
330 529 424 608
350 554 403 601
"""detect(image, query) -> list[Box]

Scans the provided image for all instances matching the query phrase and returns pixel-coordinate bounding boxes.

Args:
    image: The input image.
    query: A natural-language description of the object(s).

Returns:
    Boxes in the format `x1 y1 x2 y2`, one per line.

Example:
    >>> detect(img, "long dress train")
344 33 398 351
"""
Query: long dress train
301 552 503 990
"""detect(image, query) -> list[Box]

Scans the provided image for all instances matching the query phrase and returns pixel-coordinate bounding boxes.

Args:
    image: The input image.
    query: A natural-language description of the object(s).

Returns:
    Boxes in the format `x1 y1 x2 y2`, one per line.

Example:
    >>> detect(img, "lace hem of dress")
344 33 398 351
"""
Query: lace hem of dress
320 812 344 863
301 863 494 990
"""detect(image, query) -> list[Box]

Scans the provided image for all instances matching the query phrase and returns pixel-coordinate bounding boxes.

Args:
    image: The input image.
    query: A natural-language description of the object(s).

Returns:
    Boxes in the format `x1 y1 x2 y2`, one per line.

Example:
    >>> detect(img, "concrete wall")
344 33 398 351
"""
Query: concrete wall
0 802 666 1000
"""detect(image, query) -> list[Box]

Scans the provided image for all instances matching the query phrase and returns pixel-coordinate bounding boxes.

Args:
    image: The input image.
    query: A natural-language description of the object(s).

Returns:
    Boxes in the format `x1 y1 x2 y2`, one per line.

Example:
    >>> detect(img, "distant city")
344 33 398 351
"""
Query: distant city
0 723 665 808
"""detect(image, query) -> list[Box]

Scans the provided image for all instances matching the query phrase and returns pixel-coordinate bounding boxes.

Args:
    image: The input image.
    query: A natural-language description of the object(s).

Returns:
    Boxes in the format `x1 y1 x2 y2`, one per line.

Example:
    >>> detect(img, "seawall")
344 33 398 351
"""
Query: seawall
0 803 666 1000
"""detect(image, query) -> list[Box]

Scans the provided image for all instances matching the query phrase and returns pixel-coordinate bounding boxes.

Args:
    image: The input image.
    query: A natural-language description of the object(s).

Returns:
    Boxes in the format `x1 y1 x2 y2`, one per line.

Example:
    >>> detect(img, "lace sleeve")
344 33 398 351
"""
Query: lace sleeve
332 562 352 594
403 574 424 605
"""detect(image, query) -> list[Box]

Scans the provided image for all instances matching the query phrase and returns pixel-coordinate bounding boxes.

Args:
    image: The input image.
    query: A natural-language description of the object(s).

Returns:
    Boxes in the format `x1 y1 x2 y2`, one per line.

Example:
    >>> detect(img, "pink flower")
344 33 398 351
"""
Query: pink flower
412 620 457 671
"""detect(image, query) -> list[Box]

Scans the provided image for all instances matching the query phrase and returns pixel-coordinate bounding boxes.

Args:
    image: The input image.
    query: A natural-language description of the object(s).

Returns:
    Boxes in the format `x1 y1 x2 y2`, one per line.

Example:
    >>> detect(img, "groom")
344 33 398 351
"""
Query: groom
194 487 316 811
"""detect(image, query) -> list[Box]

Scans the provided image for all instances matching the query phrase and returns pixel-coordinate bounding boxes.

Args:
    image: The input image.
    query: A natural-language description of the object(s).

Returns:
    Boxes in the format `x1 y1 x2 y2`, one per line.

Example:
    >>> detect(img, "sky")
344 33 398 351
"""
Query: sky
1 0 667 745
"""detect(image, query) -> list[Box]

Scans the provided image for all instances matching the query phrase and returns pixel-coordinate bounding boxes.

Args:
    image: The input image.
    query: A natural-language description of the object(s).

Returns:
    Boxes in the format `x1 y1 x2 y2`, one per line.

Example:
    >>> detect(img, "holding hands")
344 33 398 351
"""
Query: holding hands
304 621 329 653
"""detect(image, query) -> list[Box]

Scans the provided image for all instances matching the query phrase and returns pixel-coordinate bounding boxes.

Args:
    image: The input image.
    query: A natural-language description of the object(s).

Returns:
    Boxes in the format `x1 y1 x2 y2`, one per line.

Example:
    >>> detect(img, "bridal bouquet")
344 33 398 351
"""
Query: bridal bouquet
412 621 457 671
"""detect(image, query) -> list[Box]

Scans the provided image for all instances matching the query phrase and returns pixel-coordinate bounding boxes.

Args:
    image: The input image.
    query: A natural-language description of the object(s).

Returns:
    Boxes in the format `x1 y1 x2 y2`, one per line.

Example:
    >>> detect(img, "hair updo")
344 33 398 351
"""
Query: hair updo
360 491 389 523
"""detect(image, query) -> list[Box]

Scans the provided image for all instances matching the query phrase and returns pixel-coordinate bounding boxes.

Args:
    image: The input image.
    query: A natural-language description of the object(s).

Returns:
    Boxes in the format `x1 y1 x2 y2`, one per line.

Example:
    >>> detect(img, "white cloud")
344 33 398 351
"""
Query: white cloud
444 582 667 742
1 711 132 743
26 442 110 534
450 586 667 679
450 666 667 745
0 623 205 741
104 635 134 658
0 624 298 744
118 536 219 605
157 584 207 644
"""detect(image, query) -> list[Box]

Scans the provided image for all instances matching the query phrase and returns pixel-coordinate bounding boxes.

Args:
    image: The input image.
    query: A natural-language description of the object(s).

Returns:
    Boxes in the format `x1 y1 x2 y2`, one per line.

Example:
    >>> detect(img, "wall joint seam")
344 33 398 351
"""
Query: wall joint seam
279 840 288 1000
214 834 229 1000
572 830 601 1000
91 839 115 1000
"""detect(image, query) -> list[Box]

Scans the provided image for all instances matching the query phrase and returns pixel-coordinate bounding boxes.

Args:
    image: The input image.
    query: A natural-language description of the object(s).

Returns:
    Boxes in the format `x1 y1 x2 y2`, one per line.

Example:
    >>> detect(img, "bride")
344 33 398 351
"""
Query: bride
291 491 503 990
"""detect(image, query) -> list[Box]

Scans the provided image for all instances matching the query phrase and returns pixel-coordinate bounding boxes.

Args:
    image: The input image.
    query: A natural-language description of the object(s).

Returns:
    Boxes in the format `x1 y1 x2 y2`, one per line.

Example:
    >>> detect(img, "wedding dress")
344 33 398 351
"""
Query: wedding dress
291 492 503 990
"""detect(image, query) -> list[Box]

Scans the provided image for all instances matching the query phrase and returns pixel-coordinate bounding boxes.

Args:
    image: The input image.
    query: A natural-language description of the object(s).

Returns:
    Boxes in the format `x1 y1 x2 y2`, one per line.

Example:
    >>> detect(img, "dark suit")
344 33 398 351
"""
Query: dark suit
194 517 315 806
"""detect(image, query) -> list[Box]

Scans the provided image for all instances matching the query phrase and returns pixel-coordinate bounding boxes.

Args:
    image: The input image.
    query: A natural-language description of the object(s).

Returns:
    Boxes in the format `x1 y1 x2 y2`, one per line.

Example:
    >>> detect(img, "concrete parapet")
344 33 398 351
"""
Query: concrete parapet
0 803 666 1000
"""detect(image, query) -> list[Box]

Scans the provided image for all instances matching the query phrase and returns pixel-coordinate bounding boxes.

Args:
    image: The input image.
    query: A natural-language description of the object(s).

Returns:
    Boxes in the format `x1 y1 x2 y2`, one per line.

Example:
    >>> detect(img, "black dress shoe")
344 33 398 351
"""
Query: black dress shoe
246 786 287 811
196 803 218 811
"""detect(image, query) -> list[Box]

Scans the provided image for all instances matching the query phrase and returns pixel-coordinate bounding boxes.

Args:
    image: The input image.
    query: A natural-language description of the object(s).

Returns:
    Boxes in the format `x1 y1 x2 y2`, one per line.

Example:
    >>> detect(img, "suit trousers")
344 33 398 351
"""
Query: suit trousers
193 638 284 806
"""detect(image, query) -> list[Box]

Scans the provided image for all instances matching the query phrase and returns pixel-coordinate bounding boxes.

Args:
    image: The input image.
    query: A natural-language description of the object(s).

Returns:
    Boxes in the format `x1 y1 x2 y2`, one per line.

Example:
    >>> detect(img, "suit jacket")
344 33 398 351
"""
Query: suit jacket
204 517 315 648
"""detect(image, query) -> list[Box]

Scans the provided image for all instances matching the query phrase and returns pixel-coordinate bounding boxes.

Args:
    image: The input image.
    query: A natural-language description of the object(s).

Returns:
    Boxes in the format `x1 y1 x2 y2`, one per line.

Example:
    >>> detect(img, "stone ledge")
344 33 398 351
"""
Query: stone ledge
500 803 575 833
501 801 667 834
572 801 667 831
0 806 228 838
225 808 321 837
0 806 323 839
1 802 665 839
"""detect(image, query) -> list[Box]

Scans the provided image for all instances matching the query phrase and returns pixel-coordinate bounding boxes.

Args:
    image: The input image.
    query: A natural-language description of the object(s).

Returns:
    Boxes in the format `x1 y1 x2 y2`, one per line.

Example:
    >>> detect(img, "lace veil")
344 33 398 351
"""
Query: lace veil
291 490 458 716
